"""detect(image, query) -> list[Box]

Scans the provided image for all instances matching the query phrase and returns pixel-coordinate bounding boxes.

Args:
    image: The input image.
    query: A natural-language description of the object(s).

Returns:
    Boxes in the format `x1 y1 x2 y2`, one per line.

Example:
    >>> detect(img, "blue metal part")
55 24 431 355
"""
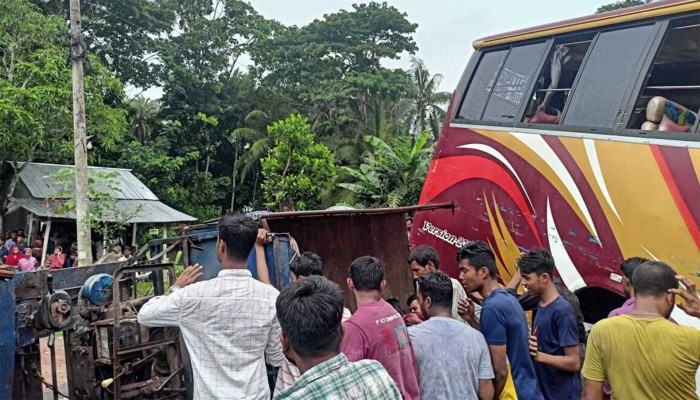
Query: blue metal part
81 273 114 306
0 277 16 400
185 227 294 289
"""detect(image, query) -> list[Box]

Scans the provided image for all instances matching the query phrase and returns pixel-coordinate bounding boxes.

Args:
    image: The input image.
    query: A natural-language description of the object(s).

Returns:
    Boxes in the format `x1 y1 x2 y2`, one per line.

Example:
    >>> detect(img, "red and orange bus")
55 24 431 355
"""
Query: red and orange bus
412 0 700 324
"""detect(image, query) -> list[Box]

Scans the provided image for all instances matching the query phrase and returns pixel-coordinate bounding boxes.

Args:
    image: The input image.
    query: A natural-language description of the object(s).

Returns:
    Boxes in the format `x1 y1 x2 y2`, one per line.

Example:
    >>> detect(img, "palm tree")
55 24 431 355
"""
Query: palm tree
127 97 160 144
230 110 272 184
399 58 451 139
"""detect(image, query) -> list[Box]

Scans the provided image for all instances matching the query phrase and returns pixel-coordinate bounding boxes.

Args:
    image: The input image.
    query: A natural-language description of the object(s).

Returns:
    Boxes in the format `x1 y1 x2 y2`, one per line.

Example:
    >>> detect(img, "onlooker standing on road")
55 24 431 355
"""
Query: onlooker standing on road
409 271 494 399
408 244 473 323
518 249 581 400
457 241 543 400
273 251 352 395
273 276 401 400
607 257 650 317
3 245 22 267
17 248 37 272
582 261 700 400
341 256 421 400
48 246 65 269
138 213 285 400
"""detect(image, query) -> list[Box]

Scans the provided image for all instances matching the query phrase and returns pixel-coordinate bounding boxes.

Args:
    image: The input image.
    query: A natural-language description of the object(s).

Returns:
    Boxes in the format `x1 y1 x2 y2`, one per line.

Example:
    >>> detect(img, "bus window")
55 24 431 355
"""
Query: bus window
482 42 547 122
522 35 593 125
457 49 508 120
562 24 658 130
627 15 699 133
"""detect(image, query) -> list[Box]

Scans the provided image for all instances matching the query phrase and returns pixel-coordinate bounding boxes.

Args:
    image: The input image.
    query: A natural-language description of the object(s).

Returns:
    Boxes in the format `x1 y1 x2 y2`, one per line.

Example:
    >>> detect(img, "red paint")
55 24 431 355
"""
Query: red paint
651 145 700 250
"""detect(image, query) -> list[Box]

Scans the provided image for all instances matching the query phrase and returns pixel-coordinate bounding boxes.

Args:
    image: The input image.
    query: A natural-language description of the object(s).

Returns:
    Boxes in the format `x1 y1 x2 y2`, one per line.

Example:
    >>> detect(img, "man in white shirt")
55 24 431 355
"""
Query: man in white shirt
138 213 285 400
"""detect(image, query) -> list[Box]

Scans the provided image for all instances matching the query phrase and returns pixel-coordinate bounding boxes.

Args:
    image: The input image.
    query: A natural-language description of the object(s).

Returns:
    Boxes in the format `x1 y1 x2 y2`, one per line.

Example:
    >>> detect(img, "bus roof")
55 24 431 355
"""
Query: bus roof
473 0 700 50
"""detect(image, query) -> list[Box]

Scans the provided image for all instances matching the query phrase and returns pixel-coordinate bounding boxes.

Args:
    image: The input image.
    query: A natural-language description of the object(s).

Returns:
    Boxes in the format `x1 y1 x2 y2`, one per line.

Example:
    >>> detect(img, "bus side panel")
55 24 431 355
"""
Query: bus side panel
412 124 700 299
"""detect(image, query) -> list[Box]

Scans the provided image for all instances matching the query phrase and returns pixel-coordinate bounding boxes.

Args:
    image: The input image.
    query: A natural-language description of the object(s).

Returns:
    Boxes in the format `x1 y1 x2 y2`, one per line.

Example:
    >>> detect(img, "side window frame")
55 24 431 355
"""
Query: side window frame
557 21 663 135
619 16 700 142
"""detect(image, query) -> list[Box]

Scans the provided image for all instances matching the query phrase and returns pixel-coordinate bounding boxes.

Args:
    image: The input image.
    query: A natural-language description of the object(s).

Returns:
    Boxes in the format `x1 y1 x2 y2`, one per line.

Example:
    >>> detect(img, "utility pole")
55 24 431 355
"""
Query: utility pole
69 0 93 265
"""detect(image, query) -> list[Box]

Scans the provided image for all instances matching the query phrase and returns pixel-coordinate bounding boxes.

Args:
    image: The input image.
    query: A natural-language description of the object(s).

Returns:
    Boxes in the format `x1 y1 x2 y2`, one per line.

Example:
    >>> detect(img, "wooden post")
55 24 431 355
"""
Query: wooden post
131 223 137 247
41 220 51 267
69 0 93 265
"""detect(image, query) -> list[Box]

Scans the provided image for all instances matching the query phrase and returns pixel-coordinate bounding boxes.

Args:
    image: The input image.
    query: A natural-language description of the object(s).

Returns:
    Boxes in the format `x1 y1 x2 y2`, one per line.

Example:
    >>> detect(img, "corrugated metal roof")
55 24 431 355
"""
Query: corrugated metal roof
15 162 158 200
8 198 196 223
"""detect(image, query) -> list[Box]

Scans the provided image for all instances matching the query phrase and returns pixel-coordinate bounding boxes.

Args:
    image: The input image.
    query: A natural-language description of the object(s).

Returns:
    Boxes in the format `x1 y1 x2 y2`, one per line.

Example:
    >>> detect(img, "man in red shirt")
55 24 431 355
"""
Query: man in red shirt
341 256 420 400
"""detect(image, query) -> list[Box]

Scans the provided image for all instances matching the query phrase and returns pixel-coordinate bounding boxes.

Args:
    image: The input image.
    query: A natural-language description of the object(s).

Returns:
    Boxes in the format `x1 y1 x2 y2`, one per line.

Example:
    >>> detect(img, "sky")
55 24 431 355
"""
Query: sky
136 0 613 99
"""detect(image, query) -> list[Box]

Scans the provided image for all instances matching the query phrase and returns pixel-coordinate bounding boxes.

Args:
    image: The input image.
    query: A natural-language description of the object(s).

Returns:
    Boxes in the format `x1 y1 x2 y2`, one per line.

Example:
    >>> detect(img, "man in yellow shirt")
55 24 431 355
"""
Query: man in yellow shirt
581 261 700 400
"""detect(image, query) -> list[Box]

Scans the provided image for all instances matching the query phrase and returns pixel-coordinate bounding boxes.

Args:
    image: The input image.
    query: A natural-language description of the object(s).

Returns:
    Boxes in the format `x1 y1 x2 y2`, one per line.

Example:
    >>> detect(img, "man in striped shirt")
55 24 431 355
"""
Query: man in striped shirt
273 252 352 395
274 276 400 400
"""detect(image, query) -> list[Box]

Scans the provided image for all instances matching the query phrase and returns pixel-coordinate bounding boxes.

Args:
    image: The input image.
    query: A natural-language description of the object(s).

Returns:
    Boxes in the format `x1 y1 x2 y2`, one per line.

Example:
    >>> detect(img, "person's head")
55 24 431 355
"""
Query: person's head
123 246 132 257
631 261 679 318
290 251 324 282
69 252 77 260
408 245 440 279
276 276 344 367
216 213 258 266
517 248 556 295
23 248 32 258
416 271 453 319
10 231 17 240
619 257 649 298
54 246 63 255
10 245 19 255
16 235 24 244
457 241 497 293
406 217 413 232
386 298 405 315
347 256 386 294
43 259 51 268
406 294 420 313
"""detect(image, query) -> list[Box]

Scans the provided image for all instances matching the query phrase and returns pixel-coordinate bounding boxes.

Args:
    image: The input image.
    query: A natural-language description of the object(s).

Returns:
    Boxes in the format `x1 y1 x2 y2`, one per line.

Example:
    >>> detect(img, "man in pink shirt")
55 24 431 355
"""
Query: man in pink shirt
341 256 420 400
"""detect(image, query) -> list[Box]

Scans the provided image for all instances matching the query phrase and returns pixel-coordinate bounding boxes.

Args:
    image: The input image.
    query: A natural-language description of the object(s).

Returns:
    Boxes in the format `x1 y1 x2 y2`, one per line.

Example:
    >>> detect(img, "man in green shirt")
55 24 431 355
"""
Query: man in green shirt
274 275 401 400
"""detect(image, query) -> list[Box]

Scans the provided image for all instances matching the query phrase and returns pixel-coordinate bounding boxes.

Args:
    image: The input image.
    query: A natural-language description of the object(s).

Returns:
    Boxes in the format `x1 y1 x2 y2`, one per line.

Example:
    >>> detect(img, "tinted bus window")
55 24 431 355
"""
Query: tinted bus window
482 42 548 122
458 50 508 120
627 15 700 133
563 24 657 130
522 35 593 125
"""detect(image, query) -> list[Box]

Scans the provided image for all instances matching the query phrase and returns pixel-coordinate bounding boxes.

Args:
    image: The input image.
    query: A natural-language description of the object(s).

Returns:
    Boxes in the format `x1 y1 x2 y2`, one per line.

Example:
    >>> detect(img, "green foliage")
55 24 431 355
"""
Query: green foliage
596 0 650 13
339 132 434 208
261 115 336 211
48 168 142 246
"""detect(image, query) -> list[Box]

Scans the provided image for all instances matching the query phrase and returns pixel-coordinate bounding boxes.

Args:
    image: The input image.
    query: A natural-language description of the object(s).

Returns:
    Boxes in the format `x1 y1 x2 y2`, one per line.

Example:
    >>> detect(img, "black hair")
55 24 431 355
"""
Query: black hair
276 276 344 357
456 241 497 278
518 248 555 276
416 271 453 309
620 257 649 280
408 245 440 270
406 294 419 307
386 298 405 315
290 251 324 277
349 256 385 291
217 213 258 261
631 261 678 297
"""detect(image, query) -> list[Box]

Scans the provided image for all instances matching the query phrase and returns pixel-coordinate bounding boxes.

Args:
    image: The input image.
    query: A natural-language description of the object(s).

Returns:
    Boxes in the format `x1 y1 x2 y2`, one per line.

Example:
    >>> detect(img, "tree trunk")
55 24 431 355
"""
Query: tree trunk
356 90 369 141
281 150 293 179
230 145 238 212
0 162 21 235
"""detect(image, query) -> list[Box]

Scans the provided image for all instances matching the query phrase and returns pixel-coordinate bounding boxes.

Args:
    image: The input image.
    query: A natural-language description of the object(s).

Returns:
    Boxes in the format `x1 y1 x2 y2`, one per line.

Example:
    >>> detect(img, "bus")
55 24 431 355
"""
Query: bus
412 0 700 324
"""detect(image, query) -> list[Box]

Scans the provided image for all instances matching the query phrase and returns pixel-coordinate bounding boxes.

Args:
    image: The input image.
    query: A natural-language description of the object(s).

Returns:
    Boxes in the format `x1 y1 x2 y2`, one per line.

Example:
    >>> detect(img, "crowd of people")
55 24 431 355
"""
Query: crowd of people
0 230 132 271
136 213 700 400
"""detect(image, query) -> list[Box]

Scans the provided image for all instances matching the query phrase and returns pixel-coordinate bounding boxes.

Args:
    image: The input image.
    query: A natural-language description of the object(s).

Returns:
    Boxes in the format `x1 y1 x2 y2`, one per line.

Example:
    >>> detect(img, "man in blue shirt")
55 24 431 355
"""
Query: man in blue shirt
519 249 581 400
458 241 543 400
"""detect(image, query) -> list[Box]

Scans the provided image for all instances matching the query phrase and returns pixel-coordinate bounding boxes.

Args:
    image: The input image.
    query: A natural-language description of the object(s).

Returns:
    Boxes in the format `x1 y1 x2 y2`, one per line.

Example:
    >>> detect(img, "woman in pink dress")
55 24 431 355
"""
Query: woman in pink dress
17 248 37 272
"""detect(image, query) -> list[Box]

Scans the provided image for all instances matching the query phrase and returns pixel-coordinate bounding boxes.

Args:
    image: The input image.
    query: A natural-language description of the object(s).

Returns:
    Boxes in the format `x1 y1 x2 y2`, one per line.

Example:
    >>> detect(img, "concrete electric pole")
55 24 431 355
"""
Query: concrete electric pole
69 0 93 265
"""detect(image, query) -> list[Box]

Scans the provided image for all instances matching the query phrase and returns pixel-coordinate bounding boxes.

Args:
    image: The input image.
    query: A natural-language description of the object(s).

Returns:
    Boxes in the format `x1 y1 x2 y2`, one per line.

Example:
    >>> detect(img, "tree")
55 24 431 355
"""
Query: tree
596 0 651 13
0 0 127 232
251 2 417 137
128 97 160 145
400 58 451 139
261 115 336 211
339 131 434 208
